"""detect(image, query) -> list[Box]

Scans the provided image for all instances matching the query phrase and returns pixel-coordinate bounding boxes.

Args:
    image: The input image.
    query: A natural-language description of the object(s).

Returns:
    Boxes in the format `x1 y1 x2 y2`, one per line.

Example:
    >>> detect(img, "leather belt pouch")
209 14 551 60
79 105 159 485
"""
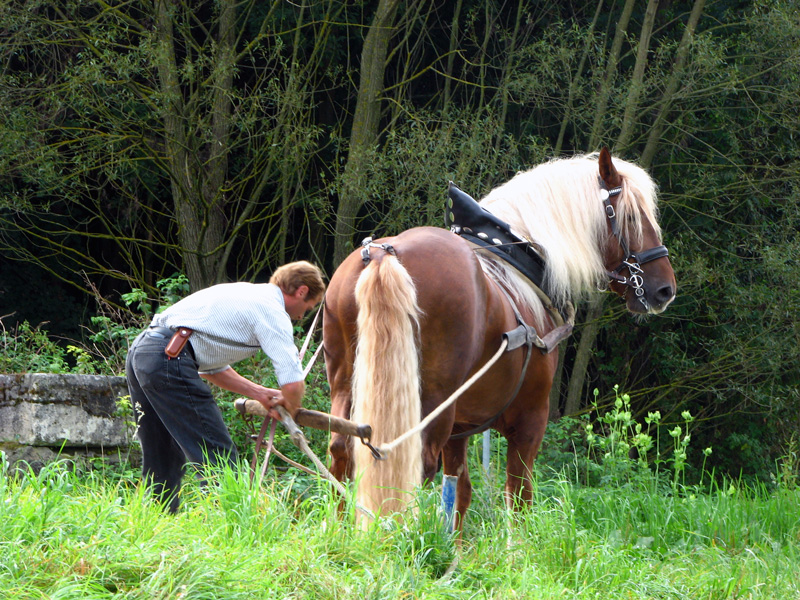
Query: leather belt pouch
164 327 193 358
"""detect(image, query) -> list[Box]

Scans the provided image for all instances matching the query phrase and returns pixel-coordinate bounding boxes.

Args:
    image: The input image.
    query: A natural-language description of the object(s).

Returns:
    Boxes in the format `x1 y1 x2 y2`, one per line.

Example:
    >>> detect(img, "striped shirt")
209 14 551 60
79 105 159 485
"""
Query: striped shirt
150 282 304 385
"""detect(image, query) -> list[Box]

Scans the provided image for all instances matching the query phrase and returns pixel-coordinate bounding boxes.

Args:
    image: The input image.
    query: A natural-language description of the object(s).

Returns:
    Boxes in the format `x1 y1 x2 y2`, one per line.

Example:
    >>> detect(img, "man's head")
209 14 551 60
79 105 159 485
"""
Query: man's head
270 261 326 319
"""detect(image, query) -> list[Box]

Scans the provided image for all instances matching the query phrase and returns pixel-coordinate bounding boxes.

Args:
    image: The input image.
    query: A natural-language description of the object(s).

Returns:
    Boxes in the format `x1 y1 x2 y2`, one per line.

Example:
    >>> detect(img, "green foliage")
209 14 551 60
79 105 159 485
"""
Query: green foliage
0 274 191 376
0 320 76 374
538 385 715 496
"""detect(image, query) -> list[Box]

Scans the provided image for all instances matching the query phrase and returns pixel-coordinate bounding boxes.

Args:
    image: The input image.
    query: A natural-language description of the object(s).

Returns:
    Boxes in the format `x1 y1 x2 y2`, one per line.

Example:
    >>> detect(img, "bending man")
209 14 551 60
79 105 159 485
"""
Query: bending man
125 261 325 512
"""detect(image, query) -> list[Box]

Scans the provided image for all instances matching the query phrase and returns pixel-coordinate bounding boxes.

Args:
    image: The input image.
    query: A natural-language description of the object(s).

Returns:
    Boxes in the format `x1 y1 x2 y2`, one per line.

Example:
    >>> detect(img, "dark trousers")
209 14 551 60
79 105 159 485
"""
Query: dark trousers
125 330 238 512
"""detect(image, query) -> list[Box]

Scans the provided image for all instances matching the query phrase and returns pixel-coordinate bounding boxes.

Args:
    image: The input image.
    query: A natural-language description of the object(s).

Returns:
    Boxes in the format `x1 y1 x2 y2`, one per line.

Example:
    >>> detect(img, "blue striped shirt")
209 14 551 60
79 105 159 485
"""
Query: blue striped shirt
151 282 304 385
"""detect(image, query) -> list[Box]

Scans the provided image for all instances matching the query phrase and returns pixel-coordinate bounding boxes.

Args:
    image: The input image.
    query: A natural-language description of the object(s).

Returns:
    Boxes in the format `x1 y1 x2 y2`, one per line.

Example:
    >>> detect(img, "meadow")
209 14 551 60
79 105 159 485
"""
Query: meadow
2 422 799 600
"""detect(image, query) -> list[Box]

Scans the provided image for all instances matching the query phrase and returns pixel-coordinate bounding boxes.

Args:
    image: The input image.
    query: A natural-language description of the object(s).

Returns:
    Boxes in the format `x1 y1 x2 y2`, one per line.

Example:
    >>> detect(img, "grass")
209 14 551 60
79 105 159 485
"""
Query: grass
1 446 799 600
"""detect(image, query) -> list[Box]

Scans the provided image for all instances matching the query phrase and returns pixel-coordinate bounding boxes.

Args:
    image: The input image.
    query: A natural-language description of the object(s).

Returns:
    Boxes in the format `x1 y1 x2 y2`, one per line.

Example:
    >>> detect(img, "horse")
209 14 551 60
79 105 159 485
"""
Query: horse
322 148 676 529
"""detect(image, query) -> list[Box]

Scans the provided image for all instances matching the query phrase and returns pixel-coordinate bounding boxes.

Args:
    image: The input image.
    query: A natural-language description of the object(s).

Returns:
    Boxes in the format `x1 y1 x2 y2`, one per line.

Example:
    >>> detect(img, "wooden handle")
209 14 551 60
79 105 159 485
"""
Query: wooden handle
234 398 372 440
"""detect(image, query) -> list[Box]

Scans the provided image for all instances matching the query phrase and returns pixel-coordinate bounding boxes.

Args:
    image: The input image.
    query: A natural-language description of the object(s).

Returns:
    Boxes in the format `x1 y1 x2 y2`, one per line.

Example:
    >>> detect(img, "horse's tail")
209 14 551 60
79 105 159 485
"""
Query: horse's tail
352 253 422 520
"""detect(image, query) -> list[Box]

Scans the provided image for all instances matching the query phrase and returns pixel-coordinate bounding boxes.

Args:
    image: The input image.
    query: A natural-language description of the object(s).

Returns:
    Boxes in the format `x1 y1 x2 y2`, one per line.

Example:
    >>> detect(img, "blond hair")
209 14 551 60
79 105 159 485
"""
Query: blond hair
269 261 326 300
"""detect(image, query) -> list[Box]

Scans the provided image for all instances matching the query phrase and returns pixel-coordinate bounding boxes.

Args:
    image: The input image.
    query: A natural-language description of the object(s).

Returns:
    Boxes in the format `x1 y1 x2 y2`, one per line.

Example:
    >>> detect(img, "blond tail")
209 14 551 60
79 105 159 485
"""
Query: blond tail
352 254 423 521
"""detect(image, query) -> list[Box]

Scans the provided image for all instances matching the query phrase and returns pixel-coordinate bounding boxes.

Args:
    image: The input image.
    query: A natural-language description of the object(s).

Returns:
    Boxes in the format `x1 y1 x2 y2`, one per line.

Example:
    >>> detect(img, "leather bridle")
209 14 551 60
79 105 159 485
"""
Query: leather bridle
600 183 669 312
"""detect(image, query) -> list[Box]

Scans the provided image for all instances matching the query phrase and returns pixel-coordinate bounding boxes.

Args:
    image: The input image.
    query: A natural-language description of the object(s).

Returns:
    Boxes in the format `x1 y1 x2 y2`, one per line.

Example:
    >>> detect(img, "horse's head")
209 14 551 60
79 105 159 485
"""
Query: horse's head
598 148 676 314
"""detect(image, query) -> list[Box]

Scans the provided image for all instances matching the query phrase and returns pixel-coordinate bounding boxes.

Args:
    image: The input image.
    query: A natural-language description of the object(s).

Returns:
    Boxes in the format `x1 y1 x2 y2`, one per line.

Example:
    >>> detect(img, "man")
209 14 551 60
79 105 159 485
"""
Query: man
125 261 325 512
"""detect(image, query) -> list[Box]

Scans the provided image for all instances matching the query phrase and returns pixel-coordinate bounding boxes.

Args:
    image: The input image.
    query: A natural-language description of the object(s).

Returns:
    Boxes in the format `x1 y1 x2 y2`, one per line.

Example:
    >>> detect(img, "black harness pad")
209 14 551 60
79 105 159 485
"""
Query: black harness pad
445 182 550 298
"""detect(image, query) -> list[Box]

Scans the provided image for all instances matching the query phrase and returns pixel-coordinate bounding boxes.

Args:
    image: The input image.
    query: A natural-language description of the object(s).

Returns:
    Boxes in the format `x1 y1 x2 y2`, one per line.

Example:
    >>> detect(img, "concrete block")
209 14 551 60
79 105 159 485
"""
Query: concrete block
0 373 132 447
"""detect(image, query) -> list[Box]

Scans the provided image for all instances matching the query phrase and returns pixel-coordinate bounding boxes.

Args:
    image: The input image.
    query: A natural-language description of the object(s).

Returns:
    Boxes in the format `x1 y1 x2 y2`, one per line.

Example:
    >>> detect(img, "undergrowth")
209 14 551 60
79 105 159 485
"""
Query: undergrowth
2 437 798 600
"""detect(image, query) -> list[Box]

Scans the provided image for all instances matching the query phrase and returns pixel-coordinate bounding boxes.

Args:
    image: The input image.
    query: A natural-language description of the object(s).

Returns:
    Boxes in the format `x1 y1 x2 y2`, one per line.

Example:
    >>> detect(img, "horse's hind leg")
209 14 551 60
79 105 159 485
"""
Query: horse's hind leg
442 437 471 533
327 386 354 508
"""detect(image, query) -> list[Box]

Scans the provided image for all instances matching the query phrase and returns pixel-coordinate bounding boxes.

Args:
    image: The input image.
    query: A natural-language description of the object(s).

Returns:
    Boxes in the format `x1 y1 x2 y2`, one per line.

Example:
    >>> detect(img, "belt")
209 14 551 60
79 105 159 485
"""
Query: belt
148 325 194 358
148 325 175 338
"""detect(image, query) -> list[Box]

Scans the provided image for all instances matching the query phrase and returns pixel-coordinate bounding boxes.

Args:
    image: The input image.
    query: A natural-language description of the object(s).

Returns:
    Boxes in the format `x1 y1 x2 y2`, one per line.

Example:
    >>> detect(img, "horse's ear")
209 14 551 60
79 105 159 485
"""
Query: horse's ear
598 147 622 188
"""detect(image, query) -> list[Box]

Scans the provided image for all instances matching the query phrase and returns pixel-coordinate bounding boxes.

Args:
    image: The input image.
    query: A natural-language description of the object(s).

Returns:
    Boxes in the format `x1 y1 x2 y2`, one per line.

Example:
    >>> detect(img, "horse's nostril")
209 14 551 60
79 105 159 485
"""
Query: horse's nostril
654 284 675 305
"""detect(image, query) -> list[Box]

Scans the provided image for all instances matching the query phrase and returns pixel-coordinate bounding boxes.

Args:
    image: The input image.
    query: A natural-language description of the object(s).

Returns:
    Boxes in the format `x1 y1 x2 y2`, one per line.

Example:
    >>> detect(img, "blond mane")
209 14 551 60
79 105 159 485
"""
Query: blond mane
478 152 660 312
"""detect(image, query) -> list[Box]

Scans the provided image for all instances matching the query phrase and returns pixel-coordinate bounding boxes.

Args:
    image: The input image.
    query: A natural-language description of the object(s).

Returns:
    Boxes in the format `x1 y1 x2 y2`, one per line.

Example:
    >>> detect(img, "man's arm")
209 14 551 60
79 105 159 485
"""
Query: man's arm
201 367 304 419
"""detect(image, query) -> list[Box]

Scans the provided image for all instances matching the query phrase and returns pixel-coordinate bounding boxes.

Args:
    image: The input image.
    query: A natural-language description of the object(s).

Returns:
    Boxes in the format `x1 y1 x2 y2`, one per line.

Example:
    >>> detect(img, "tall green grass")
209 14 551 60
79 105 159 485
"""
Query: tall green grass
2 446 798 600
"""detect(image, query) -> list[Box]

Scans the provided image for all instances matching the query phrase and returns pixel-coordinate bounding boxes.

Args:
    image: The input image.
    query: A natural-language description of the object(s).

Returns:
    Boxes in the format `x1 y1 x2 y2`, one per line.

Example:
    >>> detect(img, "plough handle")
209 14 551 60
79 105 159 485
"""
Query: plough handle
234 398 372 440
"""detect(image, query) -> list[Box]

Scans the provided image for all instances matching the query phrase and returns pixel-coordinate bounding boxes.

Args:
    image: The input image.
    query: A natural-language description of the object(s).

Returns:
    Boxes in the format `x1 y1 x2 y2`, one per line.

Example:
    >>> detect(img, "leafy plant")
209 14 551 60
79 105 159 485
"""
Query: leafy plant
0 319 72 374
578 385 710 495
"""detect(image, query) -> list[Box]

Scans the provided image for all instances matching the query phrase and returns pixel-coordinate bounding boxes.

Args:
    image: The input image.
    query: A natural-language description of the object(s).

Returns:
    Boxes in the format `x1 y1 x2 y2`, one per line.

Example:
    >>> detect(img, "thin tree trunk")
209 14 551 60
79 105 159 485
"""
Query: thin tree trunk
564 294 606 416
640 0 706 168
333 0 402 266
442 0 464 113
555 0 604 155
617 0 660 151
588 0 636 149
496 0 524 149
477 1 497 112
548 340 566 420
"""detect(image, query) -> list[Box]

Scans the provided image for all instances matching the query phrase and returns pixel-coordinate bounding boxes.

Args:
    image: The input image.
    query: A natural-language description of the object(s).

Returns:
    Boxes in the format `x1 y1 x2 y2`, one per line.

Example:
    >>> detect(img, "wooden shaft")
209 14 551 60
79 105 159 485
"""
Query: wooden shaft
234 398 372 440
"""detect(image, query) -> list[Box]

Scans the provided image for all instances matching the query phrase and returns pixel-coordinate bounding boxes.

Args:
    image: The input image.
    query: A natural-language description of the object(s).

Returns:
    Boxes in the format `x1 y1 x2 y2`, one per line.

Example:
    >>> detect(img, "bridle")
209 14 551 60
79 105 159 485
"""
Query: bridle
600 183 669 312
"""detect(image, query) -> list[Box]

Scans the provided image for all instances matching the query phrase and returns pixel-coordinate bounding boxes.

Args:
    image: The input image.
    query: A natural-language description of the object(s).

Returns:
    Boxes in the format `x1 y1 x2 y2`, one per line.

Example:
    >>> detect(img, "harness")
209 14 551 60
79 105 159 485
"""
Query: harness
600 182 669 312
445 182 555 310
359 179 669 441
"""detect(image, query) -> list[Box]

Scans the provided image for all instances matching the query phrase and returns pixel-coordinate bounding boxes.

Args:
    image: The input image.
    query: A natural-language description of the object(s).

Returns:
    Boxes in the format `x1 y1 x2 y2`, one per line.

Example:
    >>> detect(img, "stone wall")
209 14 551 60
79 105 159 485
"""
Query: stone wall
0 373 136 472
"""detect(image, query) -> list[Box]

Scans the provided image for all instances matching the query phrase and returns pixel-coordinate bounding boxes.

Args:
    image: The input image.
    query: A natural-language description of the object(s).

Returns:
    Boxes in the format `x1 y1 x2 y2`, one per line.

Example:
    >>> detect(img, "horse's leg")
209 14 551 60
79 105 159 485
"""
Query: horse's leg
328 401 354 483
441 437 470 533
503 409 548 510
322 290 357 490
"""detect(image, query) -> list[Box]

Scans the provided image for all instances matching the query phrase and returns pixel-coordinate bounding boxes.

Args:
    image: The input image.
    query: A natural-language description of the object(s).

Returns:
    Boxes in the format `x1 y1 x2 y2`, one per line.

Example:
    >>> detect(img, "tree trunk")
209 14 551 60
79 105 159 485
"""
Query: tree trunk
333 0 402 266
155 0 232 290
640 0 706 168
442 0 464 113
566 0 659 416
588 0 636 149
555 0 605 155
617 0 660 151
564 294 606 416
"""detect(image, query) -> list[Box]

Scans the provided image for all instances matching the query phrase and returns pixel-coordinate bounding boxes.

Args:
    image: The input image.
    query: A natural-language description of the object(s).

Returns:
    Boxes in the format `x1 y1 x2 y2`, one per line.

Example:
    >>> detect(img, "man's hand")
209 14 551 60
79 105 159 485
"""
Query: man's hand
276 380 305 418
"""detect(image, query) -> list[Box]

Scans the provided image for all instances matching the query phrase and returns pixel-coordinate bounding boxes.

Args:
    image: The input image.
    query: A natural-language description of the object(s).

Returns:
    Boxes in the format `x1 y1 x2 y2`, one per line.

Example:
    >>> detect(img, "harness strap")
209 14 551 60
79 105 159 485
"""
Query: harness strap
361 237 395 264
448 282 543 440
600 181 670 311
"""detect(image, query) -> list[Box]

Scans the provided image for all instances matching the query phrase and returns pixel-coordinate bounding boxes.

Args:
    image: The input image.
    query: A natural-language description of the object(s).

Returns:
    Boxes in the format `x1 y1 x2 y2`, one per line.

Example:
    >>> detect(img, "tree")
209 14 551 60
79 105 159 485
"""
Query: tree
333 0 403 265
0 0 340 297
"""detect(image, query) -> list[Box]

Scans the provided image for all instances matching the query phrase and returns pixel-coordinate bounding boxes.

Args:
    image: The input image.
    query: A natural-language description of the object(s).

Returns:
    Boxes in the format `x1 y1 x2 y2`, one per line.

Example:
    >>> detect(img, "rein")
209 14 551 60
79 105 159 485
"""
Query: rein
600 184 669 311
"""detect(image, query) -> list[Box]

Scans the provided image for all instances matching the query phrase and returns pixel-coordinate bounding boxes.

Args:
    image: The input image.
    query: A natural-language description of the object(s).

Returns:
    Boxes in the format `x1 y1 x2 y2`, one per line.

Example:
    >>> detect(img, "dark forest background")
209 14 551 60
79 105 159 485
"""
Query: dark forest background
1 0 798 481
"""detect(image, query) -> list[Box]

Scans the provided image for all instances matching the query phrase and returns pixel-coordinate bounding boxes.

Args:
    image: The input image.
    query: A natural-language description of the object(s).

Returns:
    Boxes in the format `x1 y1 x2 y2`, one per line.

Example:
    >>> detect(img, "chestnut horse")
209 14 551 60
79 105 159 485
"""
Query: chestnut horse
322 149 676 528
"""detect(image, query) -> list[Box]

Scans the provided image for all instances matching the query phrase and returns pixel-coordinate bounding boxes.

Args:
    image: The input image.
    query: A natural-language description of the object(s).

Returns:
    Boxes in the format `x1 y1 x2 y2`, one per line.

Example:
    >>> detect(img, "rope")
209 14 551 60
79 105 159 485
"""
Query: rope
246 300 376 518
273 406 376 519
302 342 324 379
375 337 509 457
299 302 323 363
